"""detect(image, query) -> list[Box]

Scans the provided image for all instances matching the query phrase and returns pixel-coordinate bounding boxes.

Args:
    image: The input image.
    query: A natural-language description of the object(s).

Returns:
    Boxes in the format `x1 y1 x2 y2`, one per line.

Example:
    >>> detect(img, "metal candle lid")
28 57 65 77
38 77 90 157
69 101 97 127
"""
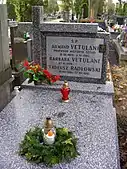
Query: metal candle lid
45 117 53 128
63 80 69 88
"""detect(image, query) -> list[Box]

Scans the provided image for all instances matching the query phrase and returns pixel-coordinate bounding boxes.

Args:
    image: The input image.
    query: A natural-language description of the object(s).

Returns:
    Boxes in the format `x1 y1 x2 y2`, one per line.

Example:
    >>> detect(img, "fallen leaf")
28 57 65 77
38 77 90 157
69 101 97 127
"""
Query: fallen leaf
119 85 124 89
121 106 126 110
118 98 123 101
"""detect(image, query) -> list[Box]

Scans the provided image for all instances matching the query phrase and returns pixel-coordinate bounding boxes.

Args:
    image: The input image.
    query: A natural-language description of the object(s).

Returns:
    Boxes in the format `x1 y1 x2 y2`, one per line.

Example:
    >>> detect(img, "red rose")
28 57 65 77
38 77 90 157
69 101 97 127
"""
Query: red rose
43 69 52 78
54 75 60 81
51 75 60 83
24 60 29 67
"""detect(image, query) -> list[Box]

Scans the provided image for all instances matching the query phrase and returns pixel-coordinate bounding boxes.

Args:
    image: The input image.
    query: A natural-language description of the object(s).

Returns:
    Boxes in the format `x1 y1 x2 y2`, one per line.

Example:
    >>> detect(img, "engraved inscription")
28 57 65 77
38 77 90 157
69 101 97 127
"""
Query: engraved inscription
46 37 104 79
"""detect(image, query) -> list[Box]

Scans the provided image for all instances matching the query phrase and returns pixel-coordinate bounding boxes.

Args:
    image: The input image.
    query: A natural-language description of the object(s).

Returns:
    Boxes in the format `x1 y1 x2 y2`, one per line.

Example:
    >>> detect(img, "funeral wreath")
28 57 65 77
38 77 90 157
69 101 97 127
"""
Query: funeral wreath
19 127 79 166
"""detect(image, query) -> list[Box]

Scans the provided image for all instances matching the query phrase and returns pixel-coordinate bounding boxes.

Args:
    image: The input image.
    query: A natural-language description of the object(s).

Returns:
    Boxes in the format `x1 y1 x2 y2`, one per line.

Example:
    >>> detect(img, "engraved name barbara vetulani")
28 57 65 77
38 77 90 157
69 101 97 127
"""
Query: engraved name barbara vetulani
46 37 104 79
49 57 101 73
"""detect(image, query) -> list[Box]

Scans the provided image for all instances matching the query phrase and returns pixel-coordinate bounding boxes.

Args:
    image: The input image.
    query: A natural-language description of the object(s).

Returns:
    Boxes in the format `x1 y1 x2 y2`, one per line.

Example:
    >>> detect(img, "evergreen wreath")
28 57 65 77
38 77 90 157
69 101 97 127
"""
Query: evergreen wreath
19 127 79 166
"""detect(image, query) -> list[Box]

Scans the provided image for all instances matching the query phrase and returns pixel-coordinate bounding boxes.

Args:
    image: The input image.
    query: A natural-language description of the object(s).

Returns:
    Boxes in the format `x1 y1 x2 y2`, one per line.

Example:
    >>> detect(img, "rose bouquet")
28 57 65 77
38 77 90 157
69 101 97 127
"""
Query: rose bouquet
23 60 60 85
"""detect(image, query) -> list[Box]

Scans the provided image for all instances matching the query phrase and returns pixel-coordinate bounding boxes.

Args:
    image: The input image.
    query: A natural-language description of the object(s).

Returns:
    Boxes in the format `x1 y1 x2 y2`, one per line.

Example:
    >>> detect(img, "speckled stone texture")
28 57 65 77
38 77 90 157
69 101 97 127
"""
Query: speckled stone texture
14 22 33 38
32 6 43 64
22 79 114 96
0 86 120 169
40 22 98 33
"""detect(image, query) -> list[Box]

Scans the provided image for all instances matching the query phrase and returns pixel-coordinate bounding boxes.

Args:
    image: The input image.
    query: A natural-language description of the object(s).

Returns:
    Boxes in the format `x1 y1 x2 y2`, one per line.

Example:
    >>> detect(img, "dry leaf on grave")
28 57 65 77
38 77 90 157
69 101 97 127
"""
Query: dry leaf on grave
118 98 123 101
121 106 126 110
119 85 124 89
122 84 127 87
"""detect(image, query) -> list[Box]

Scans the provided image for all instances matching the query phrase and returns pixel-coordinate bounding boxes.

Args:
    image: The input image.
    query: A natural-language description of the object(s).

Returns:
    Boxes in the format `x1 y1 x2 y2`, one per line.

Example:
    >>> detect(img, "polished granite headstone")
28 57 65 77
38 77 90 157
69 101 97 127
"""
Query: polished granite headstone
0 81 120 169
32 6 110 84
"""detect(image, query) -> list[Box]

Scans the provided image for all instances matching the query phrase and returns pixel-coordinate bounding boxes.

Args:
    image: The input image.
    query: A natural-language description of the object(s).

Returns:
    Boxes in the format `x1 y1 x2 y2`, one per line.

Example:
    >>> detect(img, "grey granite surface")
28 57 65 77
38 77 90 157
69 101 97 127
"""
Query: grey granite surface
0 87 119 169
113 108 121 169
22 80 114 95
32 6 43 63
14 22 33 38
40 23 98 33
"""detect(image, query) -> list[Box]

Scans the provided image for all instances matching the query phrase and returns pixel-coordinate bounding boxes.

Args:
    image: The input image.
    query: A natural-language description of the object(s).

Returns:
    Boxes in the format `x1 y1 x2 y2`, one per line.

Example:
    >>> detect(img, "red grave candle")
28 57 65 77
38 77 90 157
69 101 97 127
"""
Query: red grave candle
60 81 70 102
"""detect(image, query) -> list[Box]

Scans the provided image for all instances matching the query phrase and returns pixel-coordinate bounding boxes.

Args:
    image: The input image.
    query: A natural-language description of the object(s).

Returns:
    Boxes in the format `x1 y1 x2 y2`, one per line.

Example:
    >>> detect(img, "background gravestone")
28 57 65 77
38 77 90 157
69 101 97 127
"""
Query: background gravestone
13 38 27 63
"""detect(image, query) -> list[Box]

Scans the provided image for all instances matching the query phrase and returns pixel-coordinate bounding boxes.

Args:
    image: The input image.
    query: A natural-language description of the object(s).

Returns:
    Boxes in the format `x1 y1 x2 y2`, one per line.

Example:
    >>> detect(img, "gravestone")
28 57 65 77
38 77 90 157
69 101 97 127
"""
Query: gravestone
42 28 108 84
0 6 120 169
45 36 105 83
32 7 109 84
0 1 13 111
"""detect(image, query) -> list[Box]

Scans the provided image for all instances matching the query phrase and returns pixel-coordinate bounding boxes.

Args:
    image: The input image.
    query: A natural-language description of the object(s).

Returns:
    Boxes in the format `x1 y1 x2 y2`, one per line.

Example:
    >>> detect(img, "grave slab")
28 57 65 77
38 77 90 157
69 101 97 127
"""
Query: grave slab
22 80 114 95
0 85 120 169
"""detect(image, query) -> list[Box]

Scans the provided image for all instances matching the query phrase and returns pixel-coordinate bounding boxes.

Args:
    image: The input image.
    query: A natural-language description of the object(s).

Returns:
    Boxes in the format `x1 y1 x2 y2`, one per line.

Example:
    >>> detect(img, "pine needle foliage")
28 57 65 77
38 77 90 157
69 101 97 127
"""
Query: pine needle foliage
19 127 79 166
